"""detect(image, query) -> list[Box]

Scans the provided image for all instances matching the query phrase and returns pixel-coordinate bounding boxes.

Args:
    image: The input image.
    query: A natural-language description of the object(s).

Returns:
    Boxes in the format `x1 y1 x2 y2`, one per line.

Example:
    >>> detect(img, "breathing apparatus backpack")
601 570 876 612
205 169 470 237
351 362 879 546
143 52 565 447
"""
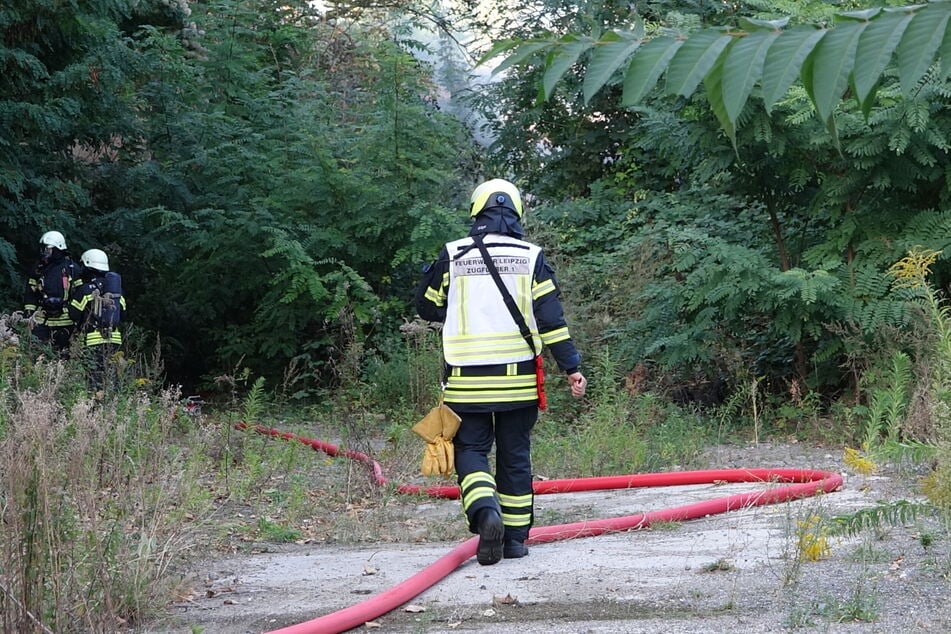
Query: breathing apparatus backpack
91 271 123 334
39 265 72 317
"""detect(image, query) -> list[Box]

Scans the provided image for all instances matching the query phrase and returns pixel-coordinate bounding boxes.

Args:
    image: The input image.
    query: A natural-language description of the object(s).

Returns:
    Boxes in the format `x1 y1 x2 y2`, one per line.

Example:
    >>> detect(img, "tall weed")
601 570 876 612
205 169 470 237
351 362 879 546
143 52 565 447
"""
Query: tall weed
853 351 916 462
533 348 708 477
365 319 444 417
849 248 951 510
0 335 214 631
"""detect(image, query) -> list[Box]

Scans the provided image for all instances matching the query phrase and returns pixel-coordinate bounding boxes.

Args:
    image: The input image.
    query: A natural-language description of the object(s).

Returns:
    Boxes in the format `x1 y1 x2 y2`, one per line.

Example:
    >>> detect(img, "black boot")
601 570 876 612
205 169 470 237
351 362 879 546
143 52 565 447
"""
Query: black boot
503 538 529 559
476 508 503 565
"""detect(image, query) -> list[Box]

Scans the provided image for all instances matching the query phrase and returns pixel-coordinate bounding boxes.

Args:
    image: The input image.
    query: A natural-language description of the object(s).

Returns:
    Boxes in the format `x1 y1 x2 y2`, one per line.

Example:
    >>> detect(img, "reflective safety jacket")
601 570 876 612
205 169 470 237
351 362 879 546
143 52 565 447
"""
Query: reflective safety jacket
68 274 127 347
24 256 82 328
416 232 581 412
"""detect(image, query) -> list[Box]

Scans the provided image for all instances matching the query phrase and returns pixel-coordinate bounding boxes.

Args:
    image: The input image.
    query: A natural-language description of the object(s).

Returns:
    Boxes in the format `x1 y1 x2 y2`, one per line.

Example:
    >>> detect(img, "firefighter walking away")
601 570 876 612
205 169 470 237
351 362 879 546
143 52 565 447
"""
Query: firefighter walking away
416 178 587 565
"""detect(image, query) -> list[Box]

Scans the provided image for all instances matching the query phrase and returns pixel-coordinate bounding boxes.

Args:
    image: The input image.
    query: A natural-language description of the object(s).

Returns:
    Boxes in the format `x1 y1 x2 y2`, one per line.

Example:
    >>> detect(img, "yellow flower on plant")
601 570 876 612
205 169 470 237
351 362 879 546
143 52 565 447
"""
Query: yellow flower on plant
922 467 951 509
844 447 876 475
888 247 941 289
796 515 830 561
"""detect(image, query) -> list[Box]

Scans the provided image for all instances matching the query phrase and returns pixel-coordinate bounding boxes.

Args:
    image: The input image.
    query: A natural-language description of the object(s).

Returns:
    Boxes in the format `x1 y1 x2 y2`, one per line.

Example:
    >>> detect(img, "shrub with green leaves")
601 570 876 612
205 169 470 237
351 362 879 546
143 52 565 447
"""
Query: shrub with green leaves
533 348 708 477
473 1 951 404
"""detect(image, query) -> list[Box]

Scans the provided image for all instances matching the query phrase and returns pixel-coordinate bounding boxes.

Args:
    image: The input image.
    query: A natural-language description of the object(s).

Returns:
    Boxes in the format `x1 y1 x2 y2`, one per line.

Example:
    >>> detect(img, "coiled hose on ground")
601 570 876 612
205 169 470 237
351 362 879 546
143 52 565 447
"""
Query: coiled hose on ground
237 424 843 634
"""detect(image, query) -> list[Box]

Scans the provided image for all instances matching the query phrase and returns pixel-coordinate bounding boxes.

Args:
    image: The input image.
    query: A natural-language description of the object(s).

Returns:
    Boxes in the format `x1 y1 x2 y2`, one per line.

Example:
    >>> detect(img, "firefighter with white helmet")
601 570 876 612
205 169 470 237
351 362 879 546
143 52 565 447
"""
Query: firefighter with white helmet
40 230 67 251
416 178 587 565
69 248 126 391
23 230 82 353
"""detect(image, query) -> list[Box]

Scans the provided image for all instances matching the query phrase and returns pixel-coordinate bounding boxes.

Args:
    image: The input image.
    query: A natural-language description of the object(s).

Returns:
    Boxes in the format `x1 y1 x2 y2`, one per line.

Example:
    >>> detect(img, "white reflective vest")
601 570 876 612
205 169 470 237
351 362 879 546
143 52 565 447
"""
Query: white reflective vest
442 234 542 366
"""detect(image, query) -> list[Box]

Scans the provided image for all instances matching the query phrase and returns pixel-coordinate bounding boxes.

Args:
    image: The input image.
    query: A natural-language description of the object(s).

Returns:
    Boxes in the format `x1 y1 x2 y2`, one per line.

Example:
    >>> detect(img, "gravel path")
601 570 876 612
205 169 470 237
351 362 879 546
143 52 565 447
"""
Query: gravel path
141 443 950 633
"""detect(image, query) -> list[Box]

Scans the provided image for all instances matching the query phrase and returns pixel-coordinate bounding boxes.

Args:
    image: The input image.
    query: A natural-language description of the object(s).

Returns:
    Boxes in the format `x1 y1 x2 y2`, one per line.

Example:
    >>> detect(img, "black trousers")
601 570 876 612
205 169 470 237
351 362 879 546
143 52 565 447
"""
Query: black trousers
83 343 119 392
453 405 537 542
32 324 73 356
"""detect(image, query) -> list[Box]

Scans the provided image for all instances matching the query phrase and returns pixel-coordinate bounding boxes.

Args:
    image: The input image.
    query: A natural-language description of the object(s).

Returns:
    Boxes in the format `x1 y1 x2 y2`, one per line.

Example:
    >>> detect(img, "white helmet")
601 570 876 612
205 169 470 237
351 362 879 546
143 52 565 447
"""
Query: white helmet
80 248 109 272
40 230 67 251
469 179 523 218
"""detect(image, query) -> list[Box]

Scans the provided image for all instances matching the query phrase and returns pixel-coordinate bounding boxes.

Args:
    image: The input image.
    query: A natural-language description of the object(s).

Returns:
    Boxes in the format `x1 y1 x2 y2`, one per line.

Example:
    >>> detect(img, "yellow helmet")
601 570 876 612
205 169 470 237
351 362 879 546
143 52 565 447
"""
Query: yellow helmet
469 179 523 218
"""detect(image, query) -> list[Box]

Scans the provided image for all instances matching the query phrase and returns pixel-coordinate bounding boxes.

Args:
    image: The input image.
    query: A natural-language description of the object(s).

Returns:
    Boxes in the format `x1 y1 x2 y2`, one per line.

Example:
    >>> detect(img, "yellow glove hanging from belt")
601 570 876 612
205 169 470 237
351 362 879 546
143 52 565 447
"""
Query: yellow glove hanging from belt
411 401 461 478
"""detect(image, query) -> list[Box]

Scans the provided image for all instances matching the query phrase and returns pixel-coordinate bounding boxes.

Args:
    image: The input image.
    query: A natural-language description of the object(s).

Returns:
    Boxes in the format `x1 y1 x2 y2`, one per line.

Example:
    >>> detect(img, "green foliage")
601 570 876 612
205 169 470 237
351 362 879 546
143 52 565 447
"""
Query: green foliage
907 263 951 509
0 0 188 304
488 2 951 138
858 351 912 451
130 6 475 385
533 347 709 476
360 320 443 418
253 517 303 543
788 586 880 626
532 183 850 389
535 348 643 477
5 0 951 434
0 338 214 630
473 0 951 400
2 0 477 389
242 376 267 423
826 500 932 537
641 398 711 470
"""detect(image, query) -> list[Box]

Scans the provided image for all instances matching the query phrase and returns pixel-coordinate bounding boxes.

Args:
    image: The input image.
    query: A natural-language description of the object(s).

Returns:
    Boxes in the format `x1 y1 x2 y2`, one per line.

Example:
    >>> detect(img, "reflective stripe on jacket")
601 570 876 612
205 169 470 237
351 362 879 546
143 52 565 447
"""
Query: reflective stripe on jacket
69 278 126 347
24 260 82 327
443 360 538 406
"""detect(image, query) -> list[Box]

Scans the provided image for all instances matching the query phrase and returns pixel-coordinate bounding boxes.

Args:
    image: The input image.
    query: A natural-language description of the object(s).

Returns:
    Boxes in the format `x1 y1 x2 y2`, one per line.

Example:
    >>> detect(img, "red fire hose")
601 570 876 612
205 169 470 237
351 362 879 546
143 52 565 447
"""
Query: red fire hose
238 424 843 634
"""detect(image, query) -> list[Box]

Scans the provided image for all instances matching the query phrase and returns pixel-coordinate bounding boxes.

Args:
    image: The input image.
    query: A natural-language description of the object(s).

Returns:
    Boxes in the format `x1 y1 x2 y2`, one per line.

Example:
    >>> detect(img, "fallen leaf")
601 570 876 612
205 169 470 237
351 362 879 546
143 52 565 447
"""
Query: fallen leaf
493 594 519 606
174 589 198 602
365 621 382 629
363 564 377 576
223 599 236 605
404 604 426 613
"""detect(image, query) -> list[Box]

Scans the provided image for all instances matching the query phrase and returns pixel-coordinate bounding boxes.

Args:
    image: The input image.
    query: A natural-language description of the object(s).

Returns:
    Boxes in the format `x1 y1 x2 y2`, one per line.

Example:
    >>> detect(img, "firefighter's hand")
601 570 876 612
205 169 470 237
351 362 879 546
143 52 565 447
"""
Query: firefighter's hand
568 372 587 398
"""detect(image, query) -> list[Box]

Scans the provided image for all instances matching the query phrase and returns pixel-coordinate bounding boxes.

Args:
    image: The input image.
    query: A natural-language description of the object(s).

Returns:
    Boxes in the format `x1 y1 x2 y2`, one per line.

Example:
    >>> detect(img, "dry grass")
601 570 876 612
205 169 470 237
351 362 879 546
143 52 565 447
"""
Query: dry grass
0 357 203 631
0 345 415 631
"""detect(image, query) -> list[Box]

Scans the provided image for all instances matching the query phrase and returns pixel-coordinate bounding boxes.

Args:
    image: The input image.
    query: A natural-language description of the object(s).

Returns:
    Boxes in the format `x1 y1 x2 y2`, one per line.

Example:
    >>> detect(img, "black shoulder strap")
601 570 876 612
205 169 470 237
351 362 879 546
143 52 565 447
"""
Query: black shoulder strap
471 234 537 356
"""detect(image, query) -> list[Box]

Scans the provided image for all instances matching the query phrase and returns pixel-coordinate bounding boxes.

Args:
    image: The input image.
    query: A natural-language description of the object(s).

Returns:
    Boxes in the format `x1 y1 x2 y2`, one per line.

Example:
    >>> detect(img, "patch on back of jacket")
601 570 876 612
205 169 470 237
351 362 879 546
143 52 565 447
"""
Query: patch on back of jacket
452 255 530 276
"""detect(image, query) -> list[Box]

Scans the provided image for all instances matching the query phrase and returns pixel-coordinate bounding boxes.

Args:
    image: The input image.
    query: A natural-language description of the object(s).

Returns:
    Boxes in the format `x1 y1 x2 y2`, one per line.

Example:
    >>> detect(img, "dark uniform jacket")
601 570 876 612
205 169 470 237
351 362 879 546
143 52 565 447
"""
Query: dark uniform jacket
24 254 82 328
